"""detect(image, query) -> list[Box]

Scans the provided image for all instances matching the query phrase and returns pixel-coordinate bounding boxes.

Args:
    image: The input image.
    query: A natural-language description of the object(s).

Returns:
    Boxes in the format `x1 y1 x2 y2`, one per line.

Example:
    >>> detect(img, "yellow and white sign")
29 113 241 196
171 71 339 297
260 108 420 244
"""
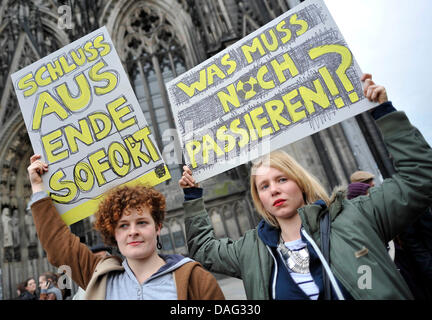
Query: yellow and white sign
11 26 170 225
167 0 377 182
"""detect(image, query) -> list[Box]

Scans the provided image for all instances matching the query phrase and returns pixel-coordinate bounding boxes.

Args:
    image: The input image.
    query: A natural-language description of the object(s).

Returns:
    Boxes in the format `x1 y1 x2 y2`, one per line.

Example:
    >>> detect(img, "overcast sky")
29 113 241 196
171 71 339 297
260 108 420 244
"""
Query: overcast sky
324 0 432 146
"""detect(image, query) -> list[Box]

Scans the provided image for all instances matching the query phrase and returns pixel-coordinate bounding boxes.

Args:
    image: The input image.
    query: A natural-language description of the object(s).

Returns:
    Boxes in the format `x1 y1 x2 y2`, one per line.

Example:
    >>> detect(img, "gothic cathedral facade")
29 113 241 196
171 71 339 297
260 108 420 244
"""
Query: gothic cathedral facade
0 0 391 299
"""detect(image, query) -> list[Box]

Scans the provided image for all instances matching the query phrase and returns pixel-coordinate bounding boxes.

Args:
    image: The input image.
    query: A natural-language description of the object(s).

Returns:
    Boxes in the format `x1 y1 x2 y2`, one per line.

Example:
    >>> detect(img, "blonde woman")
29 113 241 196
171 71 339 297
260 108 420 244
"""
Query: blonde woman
179 74 432 299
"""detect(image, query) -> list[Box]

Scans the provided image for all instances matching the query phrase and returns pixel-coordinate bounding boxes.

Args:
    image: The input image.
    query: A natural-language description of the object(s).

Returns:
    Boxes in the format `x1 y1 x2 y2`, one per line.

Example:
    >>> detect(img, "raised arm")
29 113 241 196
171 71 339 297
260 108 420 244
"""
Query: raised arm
353 75 432 242
28 155 101 289
179 166 247 278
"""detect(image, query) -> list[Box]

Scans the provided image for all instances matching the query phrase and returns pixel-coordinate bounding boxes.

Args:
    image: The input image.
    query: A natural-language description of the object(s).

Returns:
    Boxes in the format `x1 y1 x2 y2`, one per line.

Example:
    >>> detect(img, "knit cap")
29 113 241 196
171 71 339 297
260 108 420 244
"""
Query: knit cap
347 182 371 199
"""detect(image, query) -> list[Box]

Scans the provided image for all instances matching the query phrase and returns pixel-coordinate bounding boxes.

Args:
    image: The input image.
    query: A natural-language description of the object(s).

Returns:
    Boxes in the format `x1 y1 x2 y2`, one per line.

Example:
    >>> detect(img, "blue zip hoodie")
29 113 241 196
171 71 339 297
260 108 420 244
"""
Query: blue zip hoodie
257 200 353 300
184 187 353 300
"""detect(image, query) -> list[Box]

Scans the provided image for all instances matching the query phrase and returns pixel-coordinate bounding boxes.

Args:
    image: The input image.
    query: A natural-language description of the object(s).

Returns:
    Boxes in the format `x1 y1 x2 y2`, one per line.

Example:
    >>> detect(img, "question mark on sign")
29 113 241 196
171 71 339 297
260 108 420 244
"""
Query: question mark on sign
309 44 359 108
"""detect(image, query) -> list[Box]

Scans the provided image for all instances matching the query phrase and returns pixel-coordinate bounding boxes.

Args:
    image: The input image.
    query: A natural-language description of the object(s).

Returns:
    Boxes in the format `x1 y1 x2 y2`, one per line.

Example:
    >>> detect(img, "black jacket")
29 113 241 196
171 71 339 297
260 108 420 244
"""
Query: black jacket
394 207 432 299
18 290 38 300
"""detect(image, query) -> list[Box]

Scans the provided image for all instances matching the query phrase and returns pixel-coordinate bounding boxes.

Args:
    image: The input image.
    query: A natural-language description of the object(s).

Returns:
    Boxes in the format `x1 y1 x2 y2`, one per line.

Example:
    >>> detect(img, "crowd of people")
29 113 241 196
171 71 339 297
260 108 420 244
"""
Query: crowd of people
15 272 64 300
17 73 432 300
14 243 114 300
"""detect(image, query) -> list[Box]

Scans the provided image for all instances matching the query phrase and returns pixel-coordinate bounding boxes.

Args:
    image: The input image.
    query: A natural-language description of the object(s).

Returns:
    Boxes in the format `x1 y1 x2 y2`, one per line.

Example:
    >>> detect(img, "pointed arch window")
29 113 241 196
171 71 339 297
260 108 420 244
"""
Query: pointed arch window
121 4 187 184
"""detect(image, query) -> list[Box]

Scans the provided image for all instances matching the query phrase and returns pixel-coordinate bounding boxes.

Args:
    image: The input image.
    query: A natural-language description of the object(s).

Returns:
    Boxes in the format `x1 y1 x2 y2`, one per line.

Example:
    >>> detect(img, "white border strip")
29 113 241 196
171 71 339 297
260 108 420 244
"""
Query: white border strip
301 228 345 300
266 245 278 299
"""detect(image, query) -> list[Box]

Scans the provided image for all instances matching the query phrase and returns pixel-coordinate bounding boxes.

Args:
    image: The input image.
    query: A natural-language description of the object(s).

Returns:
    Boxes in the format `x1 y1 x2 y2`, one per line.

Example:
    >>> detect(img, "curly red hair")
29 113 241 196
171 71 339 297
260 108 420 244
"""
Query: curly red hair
93 184 166 246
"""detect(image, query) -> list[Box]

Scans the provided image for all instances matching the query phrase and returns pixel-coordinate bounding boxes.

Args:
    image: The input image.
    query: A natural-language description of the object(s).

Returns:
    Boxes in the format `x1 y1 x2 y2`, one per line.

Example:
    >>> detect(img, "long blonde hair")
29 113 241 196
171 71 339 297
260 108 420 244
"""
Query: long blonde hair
250 150 329 228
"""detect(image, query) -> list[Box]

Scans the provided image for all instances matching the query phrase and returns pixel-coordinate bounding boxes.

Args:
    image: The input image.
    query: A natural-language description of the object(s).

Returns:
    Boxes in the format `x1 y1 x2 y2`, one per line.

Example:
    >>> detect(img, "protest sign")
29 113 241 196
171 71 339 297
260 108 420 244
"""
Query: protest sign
11 26 170 225
167 0 377 182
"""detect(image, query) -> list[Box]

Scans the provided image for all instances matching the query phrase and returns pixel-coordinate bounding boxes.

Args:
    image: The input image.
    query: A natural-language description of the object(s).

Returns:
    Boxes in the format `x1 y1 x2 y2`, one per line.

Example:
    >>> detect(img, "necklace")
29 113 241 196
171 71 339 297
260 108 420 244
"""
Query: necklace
278 235 310 274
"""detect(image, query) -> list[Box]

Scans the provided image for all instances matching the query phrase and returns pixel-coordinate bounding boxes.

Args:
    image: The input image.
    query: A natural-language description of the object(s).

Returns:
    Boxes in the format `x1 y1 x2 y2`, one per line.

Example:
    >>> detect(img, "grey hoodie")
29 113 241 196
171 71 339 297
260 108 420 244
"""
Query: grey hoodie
41 285 63 300
105 254 193 299
28 192 194 300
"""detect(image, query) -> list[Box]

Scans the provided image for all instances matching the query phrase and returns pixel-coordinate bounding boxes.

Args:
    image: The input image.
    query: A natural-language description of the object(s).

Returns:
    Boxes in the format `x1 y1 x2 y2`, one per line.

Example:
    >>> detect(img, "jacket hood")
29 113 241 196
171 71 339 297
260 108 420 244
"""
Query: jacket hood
299 187 346 235
257 219 280 247
329 185 347 203
157 254 193 274
257 200 327 247
121 254 193 284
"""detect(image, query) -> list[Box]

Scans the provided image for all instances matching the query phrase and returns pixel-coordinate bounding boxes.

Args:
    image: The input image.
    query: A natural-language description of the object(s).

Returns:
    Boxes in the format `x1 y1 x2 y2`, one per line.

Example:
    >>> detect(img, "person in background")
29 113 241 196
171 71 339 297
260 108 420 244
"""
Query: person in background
393 208 432 300
17 278 38 300
39 272 63 300
347 182 371 200
15 281 25 299
350 171 375 187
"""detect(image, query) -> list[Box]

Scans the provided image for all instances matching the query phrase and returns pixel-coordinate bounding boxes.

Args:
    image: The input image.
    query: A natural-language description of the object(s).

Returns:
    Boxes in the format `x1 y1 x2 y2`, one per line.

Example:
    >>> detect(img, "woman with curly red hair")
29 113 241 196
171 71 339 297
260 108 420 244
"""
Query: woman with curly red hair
27 157 224 300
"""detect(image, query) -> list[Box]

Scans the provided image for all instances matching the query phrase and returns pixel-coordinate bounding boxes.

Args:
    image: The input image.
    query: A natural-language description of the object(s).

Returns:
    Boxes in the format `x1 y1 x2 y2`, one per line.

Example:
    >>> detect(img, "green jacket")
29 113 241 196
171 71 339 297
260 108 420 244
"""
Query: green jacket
184 111 432 299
